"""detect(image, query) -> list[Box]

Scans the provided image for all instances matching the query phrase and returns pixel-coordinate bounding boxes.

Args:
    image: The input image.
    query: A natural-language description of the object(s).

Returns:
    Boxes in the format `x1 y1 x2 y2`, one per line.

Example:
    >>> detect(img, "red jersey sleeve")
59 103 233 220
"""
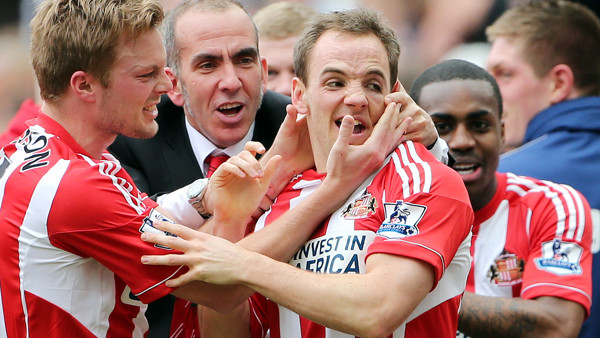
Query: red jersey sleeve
517 176 593 314
366 144 473 287
46 159 186 303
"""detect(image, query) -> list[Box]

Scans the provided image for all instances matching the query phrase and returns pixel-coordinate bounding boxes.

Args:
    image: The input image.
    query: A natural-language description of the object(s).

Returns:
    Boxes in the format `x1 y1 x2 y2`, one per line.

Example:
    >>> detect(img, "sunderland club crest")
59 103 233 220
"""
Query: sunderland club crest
488 250 525 286
341 190 378 220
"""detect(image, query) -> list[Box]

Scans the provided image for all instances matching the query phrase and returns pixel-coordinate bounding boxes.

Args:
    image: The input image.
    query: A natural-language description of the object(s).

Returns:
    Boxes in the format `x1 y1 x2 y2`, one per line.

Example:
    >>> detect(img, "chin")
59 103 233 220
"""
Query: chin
125 125 159 140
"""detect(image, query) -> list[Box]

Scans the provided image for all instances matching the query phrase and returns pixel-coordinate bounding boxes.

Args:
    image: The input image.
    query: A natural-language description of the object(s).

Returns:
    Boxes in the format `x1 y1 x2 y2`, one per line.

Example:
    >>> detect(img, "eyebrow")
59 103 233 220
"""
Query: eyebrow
320 67 386 80
234 47 259 59
190 47 259 65
430 110 493 119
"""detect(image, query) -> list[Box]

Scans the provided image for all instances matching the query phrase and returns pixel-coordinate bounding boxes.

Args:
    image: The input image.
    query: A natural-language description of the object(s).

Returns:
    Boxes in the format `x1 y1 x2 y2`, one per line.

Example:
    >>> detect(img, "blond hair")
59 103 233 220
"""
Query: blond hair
254 2 316 40
31 0 164 101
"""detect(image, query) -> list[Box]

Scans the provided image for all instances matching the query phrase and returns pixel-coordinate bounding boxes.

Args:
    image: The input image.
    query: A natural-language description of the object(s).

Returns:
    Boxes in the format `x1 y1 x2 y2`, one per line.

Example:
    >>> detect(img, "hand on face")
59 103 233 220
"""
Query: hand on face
205 141 281 230
261 104 314 200
141 220 252 286
385 82 438 148
324 101 411 192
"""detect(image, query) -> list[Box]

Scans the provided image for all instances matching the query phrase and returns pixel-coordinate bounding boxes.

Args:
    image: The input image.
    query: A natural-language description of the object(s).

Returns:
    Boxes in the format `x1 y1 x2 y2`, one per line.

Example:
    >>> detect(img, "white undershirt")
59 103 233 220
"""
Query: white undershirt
158 118 255 229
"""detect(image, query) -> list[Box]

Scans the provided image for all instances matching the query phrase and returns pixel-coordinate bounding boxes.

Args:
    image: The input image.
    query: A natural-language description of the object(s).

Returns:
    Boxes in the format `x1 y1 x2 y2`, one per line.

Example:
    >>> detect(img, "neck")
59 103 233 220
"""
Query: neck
470 175 498 211
42 100 115 159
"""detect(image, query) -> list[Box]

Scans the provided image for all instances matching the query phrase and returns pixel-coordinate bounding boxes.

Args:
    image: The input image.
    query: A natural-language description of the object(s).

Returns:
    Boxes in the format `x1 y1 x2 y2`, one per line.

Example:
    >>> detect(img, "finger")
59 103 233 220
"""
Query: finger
141 253 185 266
234 151 264 177
368 102 398 145
150 220 197 241
332 115 354 150
385 85 411 106
278 104 299 137
261 154 283 185
215 160 248 178
244 141 266 156
141 230 186 252
165 273 194 288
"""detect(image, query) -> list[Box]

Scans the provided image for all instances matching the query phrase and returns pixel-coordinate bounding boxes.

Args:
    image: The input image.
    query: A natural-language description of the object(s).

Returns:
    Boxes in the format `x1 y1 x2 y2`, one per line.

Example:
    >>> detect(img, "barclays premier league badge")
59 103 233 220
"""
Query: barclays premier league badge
377 200 426 239
534 239 583 275
139 208 176 250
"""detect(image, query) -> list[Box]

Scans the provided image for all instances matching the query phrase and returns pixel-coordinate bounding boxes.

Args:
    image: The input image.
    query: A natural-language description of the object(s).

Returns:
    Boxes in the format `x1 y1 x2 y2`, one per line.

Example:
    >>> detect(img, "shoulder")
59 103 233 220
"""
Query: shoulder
380 141 469 202
504 173 589 216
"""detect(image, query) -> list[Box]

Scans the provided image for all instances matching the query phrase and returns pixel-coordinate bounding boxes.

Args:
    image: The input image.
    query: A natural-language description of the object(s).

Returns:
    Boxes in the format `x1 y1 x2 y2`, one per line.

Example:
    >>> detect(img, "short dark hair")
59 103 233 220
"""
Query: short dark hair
162 0 256 77
486 0 600 96
294 8 399 88
410 59 503 117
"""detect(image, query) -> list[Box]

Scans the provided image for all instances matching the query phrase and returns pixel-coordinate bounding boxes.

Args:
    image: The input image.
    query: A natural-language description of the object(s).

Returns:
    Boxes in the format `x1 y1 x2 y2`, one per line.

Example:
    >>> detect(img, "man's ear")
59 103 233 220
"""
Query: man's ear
291 77 309 114
165 67 185 107
260 56 268 94
500 117 505 147
548 64 574 104
392 79 401 93
71 71 96 103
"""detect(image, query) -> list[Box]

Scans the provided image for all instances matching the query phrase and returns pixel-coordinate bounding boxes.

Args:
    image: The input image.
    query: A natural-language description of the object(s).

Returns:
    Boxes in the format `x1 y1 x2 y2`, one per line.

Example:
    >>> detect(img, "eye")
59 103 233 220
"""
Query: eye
138 71 154 79
325 80 344 88
366 82 382 92
198 62 216 71
268 69 279 78
434 121 452 135
239 57 256 66
471 120 491 132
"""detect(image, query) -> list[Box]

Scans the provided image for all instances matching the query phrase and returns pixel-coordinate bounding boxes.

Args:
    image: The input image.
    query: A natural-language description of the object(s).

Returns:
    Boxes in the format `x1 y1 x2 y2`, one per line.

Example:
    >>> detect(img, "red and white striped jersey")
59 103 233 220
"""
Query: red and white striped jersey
0 114 185 337
467 172 592 312
250 141 474 338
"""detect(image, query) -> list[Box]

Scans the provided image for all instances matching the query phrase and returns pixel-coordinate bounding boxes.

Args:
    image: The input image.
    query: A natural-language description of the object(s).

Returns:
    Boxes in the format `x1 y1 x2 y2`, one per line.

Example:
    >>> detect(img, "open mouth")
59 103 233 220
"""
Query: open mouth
452 163 480 175
143 104 158 117
218 103 243 116
335 118 365 134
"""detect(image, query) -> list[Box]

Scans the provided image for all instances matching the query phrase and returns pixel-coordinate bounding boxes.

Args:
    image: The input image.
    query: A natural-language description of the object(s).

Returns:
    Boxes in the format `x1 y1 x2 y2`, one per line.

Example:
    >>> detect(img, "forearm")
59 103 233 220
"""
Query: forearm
459 292 584 338
238 177 350 260
236 252 432 338
187 177 361 312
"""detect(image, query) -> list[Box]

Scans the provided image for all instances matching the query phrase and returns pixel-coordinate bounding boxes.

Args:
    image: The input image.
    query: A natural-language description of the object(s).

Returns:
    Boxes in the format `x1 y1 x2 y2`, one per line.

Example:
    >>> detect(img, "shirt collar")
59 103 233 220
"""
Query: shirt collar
184 116 255 177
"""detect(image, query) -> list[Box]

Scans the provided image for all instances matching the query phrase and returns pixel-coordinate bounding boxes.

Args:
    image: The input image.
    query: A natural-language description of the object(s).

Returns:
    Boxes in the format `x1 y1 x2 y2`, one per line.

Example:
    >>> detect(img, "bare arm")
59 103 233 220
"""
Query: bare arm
145 227 434 338
148 102 411 311
459 292 585 338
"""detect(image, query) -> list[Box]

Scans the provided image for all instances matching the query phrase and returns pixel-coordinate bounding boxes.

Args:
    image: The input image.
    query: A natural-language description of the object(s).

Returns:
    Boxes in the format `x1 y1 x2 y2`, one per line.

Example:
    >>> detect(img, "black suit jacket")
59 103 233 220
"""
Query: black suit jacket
107 90 289 337
109 90 290 196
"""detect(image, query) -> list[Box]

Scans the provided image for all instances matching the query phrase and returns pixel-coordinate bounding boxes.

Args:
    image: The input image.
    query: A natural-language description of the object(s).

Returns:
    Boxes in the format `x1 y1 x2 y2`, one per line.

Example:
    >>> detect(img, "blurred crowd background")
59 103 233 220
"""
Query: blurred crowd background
1 0 598 133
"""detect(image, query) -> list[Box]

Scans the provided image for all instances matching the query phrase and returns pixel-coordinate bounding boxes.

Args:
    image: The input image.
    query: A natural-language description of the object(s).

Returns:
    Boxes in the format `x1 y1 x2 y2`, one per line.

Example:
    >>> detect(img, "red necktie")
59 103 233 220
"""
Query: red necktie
205 154 230 178
170 153 229 338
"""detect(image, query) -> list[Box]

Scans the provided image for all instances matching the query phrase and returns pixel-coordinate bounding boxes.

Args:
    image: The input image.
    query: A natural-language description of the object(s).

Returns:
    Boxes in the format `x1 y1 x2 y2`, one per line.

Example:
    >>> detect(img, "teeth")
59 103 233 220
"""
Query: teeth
219 103 242 110
453 164 477 175
144 105 157 112
354 120 362 126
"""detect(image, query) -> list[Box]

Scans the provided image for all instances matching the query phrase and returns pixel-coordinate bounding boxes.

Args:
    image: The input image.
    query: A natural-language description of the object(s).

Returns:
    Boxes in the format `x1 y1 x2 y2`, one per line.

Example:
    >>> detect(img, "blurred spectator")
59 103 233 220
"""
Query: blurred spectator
485 2 600 337
254 1 316 96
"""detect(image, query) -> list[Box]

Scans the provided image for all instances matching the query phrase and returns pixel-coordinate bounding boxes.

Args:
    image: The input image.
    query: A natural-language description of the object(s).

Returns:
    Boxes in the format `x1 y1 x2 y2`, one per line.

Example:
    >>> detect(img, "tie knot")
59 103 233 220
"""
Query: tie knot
205 154 229 178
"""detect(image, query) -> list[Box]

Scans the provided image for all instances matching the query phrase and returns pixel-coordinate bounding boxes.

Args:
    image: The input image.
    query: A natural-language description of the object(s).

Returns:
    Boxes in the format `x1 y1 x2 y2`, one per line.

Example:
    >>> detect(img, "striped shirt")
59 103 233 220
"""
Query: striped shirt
467 172 592 310
250 141 474 338
0 114 184 337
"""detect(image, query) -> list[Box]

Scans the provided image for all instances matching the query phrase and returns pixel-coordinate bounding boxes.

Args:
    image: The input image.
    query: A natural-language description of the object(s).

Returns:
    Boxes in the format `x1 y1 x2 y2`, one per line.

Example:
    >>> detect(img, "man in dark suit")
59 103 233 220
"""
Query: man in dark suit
109 90 288 196
108 1 289 337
